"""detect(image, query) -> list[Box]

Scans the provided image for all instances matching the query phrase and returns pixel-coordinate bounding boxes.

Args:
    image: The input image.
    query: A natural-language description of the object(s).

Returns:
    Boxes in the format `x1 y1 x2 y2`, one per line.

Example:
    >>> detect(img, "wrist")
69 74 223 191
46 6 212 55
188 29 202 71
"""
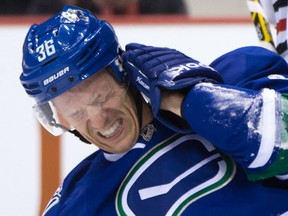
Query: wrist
160 90 185 117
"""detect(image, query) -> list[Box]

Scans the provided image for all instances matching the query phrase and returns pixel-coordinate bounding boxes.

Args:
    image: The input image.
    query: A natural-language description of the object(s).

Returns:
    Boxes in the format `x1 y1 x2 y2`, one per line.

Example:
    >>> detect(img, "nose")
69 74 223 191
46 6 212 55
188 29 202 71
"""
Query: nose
86 109 108 130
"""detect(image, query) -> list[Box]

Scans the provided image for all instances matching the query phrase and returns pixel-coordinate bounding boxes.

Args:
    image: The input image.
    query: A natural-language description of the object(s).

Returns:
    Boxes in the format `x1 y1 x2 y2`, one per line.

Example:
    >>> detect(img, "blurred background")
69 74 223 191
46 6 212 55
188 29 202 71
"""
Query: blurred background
0 0 249 17
0 1 260 216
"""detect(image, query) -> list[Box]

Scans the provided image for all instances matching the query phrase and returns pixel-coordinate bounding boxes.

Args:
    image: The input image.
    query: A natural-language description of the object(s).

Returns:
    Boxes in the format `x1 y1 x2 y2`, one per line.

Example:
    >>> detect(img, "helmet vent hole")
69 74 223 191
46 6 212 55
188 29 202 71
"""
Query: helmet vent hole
22 83 41 95
51 87 57 92
68 76 74 82
76 41 100 68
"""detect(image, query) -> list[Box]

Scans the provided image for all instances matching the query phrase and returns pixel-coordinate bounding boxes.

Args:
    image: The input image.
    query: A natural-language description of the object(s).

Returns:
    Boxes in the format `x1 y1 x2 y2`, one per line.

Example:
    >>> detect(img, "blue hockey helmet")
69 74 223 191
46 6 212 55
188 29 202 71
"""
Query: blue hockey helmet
20 5 124 104
20 5 125 135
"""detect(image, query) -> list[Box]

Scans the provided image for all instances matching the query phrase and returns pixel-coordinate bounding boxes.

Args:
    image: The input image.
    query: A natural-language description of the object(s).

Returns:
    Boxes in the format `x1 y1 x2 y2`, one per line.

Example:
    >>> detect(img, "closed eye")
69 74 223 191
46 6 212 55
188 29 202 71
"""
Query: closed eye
68 110 86 125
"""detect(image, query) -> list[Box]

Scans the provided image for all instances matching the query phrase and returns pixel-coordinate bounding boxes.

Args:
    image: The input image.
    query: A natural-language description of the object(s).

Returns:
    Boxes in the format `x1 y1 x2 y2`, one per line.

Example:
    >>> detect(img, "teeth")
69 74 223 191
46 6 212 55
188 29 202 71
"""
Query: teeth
100 120 121 138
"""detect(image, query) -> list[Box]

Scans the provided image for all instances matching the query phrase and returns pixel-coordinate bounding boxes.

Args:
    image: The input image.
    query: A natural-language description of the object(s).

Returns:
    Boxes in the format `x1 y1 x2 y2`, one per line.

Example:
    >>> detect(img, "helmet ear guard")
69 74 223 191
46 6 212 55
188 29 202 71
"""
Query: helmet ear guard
20 5 125 137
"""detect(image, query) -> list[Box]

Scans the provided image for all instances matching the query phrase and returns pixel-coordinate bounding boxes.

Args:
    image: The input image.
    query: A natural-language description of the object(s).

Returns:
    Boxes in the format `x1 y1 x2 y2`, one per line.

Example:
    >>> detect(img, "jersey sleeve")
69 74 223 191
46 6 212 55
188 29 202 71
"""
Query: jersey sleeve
209 46 288 92
181 82 288 181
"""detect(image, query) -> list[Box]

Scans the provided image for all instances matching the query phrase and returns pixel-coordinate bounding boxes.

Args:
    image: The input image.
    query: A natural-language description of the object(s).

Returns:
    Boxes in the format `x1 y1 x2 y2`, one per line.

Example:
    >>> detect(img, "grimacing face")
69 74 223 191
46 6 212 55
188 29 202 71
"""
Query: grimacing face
52 68 142 153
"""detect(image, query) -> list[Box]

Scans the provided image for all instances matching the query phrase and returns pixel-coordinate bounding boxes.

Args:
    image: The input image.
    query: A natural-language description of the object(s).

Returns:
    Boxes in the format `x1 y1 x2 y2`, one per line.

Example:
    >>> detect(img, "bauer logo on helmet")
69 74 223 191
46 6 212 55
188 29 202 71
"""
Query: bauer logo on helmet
43 66 69 86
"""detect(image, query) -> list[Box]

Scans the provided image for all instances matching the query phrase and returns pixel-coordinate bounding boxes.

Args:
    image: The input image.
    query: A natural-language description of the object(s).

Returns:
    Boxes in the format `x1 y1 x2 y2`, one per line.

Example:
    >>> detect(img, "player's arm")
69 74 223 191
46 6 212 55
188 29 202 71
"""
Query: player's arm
123 43 288 181
160 79 288 183
179 82 288 181
160 82 288 182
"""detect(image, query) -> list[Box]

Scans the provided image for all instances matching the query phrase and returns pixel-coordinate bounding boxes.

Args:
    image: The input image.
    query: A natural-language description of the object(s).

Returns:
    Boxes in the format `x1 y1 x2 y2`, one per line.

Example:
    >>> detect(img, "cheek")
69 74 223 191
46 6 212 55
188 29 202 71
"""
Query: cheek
109 87 136 113
122 94 138 119
127 102 141 143
119 94 140 138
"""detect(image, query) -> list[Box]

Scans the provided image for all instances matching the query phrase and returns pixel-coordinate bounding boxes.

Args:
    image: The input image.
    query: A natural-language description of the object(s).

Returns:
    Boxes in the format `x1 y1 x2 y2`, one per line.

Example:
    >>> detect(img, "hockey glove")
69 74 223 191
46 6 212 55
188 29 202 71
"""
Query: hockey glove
122 43 223 132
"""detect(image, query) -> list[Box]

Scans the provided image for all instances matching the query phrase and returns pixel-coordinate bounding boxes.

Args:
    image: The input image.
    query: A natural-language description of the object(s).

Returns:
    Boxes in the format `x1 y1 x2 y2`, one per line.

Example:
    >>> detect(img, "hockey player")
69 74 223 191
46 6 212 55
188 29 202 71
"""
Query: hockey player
20 5 288 216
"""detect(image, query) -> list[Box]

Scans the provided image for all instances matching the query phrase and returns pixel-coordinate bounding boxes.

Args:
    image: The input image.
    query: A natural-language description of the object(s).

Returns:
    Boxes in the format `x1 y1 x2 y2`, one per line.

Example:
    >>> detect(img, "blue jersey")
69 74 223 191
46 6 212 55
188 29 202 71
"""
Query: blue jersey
44 47 288 216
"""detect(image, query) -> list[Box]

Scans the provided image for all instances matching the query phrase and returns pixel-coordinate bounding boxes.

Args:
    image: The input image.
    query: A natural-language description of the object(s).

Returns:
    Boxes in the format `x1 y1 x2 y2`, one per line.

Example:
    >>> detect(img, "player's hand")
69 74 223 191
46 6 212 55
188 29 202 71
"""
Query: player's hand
122 43 223 119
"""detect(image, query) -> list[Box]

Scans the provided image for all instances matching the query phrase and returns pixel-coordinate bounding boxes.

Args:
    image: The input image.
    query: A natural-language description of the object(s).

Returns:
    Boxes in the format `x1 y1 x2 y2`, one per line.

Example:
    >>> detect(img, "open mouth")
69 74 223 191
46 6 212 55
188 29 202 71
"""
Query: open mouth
98 119 123 138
